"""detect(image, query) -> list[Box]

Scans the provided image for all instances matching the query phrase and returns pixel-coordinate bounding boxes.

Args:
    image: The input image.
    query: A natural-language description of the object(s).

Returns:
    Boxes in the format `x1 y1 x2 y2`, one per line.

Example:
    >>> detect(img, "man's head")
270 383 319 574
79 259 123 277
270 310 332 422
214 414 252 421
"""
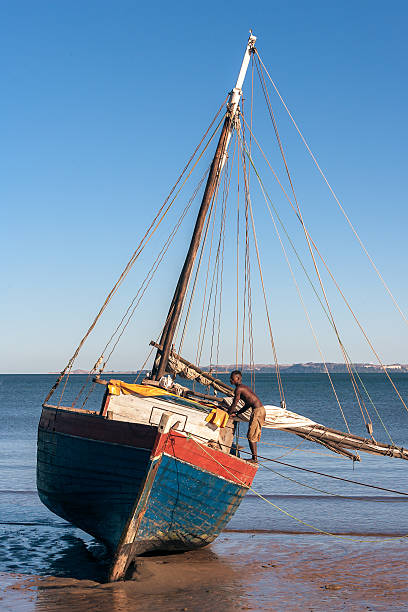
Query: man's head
230 370 242 386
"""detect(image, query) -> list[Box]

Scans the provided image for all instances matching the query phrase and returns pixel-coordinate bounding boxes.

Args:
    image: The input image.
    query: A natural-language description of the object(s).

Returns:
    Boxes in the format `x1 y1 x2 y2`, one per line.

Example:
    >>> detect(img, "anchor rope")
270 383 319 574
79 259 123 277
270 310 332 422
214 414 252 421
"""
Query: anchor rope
189 436 408 543
242 449 408 496
257 460 404 503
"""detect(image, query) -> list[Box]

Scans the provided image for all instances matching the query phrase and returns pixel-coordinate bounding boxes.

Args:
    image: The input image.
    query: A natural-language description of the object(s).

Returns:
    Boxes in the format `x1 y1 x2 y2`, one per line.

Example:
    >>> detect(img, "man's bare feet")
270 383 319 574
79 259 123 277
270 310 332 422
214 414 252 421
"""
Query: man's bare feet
246 458 258 464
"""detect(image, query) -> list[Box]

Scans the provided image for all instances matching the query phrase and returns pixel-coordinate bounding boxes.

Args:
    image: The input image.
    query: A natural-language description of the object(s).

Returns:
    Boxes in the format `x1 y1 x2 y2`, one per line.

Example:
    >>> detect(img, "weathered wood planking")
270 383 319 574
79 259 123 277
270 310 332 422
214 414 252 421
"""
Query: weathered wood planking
108 413 173 581
37 401 257 576
104 392 235 450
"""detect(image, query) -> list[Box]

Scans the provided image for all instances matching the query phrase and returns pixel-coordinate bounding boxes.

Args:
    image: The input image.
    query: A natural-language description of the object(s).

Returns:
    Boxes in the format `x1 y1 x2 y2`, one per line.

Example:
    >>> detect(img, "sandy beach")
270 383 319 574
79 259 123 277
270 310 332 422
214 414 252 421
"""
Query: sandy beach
2 532 408 611
3 375 408 611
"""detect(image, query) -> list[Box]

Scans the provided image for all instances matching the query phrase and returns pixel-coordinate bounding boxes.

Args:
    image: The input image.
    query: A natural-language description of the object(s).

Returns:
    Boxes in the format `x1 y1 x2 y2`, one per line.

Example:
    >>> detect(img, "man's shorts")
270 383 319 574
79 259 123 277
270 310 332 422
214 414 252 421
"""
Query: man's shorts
247 406 266 443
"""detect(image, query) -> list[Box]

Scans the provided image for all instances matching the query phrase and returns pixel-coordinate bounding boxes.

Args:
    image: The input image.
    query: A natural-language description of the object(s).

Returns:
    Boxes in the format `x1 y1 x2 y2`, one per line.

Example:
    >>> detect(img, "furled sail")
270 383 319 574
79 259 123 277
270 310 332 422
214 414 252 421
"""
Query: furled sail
150 342 233 395
242 405 408 462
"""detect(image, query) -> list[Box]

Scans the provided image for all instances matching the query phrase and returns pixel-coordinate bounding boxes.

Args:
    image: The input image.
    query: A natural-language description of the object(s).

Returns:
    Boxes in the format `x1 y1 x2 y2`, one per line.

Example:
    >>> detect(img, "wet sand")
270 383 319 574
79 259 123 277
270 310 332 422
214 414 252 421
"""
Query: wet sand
1 532 408 611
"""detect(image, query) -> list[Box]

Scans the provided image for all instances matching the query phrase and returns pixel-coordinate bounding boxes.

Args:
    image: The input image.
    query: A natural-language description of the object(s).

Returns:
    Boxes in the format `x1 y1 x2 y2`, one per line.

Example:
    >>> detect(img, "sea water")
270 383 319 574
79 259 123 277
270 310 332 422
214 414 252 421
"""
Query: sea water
1 373 408 577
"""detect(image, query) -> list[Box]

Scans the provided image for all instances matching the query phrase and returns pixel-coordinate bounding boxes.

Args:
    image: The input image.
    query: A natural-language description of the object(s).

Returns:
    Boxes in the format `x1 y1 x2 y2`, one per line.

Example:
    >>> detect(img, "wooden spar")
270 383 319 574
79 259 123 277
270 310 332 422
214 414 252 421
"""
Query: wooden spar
184 389 226 404
285 424 408 461
152 34 257 381
293 431 360 461
94 366 406 462
150 341 234 395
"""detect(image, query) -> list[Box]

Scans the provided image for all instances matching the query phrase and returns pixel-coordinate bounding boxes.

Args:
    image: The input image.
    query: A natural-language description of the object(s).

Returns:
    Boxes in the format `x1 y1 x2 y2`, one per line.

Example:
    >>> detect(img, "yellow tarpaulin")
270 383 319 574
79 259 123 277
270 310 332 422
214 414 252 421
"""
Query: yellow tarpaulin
107 380 172 397
107 379 220 413
205 408 230 428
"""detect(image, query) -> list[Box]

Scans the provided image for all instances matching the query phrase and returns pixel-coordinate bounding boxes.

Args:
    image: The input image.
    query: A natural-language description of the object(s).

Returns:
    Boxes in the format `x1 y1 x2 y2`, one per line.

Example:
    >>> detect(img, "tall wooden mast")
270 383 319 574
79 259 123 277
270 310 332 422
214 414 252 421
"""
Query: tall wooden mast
152 34 257 380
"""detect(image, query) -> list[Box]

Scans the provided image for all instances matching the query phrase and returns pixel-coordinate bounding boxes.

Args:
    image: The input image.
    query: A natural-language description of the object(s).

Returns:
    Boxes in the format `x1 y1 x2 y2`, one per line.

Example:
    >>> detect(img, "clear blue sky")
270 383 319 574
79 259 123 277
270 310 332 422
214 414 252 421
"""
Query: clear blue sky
2 0 408 373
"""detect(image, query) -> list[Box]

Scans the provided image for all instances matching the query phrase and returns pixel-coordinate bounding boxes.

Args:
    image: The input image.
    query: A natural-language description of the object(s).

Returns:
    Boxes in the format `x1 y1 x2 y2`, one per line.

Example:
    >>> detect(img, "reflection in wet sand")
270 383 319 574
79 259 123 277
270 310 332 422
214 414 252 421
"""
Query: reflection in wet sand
2 529 408 611
33 546 243 612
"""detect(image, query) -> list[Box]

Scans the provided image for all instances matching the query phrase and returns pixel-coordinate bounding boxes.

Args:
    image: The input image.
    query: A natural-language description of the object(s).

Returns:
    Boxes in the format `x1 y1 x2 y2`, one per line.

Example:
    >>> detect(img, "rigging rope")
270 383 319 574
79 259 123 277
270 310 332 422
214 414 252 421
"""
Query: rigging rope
251 451 408 496
252 56 407 418
53 105 227 406
257 460 402 503
210 145 234 372
242 150 255 386
254 57 371 431
176 137 234 356
190 437 408 543
177 197 216 354
238 128 286 406
194 166 222 366
73 167 212 408
215 213 226 373
197 166 230 368
255 49 408 330
238 114 396 443
235 149 240 369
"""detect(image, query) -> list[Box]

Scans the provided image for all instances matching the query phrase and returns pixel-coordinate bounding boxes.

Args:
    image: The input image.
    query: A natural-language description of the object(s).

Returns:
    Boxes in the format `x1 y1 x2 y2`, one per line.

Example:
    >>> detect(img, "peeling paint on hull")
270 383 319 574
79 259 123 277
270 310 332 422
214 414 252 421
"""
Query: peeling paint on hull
37 407 255 558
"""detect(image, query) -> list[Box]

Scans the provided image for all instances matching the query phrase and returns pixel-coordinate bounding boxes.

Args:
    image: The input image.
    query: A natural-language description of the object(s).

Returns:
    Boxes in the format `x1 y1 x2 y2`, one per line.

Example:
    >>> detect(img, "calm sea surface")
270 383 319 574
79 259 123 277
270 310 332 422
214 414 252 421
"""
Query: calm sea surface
1 372 408 577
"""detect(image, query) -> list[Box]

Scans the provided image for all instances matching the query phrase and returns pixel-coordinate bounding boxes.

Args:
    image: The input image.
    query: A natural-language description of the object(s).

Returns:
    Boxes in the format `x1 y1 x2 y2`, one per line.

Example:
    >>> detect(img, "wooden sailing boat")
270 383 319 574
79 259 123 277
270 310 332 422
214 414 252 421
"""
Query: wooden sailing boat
38 35 259 582
37 33 408 582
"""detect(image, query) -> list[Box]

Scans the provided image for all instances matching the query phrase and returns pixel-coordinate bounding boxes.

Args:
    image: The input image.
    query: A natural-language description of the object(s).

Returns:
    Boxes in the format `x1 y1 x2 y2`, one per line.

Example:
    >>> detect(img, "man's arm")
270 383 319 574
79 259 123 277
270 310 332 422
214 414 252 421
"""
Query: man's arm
234 405 248 416
228 386 241 415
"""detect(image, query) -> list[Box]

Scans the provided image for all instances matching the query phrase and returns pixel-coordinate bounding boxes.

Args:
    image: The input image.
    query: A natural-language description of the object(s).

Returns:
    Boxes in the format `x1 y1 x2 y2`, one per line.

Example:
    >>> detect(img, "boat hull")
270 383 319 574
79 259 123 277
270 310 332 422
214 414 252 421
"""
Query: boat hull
126 441 250 555
37 406 256 560
37 408 156 549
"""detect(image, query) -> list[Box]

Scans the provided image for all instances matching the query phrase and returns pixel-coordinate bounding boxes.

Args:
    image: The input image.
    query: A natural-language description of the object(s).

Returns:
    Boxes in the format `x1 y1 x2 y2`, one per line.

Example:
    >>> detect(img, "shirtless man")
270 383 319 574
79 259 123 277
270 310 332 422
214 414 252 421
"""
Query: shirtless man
228 370 266 463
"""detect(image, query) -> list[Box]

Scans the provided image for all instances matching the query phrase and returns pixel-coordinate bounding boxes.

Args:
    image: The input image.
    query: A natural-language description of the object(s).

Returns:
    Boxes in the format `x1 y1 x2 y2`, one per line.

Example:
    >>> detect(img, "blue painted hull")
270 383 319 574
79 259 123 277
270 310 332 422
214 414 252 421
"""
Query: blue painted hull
37 406 254 559
37 428 152 549
132 454 248 553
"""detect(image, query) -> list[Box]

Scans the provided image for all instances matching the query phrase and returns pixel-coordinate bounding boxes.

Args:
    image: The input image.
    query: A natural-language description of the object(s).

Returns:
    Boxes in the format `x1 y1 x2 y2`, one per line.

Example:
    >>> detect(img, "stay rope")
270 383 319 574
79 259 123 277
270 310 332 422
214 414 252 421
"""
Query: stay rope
189 436 408 543
240 135 285 405
194 161 223 366
48 98 227 406
235 149 240 369
242 152 255 386
254 56 372 432
73 166 212 408
177 196 216 353
197 156 232 368
252 56 408 418
210 144 233 372
238 115 395 443
257 459 403 503
176 137 234 356
255 49 408 330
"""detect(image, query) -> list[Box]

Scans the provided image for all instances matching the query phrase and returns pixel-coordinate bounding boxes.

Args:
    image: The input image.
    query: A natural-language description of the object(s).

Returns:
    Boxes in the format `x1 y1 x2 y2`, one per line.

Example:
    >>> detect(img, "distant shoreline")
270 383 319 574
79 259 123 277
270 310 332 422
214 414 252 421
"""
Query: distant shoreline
56 362 408 374
2 362 407 375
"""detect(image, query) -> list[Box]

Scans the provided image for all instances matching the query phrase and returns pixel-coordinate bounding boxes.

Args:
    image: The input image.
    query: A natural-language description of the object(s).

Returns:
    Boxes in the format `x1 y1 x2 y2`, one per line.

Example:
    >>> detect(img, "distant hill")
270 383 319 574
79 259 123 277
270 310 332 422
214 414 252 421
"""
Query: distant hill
48 363 408 375
47 369 145 375
212 362 408 373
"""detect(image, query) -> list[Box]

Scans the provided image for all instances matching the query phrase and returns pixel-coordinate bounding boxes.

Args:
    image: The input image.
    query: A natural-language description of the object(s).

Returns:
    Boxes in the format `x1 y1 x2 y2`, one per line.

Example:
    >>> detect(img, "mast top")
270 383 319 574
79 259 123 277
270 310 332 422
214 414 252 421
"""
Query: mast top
228 33 257 118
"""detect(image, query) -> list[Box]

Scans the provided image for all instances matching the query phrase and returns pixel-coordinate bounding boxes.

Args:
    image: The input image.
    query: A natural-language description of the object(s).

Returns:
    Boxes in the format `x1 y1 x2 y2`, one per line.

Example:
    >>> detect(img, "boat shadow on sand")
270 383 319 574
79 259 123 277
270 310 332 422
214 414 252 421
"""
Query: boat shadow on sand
1 525 244 611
